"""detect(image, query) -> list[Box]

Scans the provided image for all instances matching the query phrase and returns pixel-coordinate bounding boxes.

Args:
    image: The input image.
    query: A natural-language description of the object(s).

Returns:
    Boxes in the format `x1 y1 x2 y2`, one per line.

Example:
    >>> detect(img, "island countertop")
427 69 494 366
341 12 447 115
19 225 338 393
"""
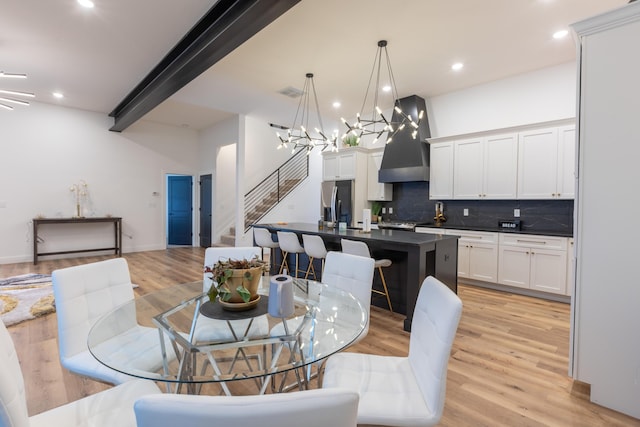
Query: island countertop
253 222 459 331
254 222 458 246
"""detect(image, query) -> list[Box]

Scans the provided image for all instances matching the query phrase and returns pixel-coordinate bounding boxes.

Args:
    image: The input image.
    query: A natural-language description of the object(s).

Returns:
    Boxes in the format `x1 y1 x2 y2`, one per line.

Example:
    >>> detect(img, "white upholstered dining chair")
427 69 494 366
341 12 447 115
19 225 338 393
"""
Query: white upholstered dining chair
134 388 359 427
52 258 175 385
322 276 463 427
0 316 162 427
269 251 374 388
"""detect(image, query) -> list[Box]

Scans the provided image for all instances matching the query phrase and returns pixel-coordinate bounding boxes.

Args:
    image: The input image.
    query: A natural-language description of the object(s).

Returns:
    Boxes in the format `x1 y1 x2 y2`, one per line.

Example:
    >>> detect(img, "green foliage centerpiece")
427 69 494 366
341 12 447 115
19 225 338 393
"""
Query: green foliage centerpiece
204 257 269 306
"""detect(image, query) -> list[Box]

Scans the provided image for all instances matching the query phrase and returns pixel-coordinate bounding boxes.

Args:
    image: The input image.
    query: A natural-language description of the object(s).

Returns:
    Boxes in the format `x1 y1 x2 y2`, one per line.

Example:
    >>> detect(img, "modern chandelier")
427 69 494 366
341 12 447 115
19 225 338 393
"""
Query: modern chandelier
276 73 338 154
341 40 424 145
0 71 34 111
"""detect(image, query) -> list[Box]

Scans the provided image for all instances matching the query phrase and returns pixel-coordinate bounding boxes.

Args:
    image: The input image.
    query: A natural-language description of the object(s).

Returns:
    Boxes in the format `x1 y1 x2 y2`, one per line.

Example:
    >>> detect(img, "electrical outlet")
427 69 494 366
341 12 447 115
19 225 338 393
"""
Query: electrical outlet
382 207 386 214
389 207 393 214
463 208 469 217
514 209 521 218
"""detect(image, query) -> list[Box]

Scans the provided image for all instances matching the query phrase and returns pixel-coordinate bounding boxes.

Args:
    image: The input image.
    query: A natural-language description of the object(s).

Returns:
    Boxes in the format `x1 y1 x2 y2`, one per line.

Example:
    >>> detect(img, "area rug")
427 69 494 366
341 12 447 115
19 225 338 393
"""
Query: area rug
0 274 55 326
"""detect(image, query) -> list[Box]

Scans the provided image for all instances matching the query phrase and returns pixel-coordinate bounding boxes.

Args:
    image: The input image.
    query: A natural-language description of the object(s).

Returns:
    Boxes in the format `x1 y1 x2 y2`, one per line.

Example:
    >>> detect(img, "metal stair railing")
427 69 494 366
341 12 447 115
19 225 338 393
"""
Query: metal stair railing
244 149 309 231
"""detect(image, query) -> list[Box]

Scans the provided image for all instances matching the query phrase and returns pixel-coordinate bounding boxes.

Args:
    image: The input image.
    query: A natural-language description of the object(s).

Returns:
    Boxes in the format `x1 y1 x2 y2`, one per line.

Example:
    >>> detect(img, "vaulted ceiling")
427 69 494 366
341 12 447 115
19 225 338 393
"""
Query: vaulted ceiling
0 0 628 131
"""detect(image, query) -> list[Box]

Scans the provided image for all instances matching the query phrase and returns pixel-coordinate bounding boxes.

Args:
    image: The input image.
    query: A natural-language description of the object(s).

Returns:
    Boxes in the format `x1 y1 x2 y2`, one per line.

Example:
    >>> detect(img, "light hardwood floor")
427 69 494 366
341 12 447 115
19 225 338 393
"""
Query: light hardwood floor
2 248 638 426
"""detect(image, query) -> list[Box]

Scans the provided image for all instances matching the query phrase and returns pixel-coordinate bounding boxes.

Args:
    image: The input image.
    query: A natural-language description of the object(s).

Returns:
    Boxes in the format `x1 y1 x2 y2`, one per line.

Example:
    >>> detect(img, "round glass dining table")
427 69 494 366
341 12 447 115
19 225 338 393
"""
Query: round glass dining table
87 276 367 394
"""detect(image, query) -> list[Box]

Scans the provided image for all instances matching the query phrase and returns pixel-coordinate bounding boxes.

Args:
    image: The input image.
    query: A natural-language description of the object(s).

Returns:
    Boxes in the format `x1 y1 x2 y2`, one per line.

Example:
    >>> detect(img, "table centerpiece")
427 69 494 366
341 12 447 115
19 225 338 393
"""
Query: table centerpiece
204 256 269 311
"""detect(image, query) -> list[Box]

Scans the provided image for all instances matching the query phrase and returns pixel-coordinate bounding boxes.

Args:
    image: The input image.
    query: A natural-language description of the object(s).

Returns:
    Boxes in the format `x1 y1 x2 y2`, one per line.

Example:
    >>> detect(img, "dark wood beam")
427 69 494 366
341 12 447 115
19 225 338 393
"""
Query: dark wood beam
109 0 301 132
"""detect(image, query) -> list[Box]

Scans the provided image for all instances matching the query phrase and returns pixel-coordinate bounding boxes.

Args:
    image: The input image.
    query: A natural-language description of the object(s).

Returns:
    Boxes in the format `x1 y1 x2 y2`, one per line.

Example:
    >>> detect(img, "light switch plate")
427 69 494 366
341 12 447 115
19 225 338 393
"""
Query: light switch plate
463 208 469 216
382 207 386 214
388 207 393 214
514 209 521 218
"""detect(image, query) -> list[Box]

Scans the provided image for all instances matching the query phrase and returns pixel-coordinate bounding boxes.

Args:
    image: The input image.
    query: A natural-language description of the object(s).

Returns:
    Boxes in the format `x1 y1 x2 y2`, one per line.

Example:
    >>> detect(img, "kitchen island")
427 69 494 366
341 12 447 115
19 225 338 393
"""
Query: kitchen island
253 222 458 331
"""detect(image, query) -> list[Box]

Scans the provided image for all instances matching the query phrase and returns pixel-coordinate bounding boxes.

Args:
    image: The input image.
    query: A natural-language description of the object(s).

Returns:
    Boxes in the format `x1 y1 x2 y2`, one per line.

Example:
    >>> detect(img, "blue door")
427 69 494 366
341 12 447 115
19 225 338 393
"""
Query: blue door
168 175 192 245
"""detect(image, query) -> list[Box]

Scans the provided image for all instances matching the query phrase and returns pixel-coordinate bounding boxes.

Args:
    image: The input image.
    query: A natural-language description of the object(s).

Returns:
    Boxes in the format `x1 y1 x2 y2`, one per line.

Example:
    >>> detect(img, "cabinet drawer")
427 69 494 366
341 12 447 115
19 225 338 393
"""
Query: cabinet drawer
445 229 498 244
499 233 567 250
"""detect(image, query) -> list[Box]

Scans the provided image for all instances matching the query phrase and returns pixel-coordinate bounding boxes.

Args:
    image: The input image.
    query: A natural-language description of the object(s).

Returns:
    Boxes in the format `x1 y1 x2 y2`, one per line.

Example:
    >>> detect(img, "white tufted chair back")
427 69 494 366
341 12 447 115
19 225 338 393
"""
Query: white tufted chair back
321 251 374 339
202 247 262 292
1 316 162 427
0 319 29 427
52 258 136 367
409 276 463 423
134 388 359 427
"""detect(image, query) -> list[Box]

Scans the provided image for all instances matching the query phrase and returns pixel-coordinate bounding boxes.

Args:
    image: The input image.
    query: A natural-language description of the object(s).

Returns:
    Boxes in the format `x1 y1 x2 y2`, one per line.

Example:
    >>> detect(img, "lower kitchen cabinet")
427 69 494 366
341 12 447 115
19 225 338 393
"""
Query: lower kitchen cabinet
498 233 568 295
415 228 571 297
446 230 498 282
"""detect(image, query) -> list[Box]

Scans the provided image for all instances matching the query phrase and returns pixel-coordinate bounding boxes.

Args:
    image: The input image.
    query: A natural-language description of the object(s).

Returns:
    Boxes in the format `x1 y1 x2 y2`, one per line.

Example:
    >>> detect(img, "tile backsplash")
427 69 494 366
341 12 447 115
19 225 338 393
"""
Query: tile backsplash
380 181 573 236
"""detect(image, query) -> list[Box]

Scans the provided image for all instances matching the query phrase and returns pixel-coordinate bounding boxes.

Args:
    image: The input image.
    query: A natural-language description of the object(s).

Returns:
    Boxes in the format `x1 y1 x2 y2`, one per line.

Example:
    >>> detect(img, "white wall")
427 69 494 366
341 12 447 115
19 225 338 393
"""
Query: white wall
427 62 577 138
199 115 240 243
0 101 199 263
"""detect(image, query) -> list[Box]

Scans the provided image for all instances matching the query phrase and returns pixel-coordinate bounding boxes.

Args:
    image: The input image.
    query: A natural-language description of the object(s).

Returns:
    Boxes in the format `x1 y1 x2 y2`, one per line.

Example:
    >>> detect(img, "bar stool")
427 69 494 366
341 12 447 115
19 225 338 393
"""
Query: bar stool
340 238 393 312
253 227 280 274
302 234 328 280
276 231 305 278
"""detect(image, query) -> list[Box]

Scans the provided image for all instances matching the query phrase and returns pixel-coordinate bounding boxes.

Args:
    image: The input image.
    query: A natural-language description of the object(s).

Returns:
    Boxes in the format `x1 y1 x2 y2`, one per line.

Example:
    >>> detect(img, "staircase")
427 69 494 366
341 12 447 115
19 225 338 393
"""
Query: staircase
214 149 309 247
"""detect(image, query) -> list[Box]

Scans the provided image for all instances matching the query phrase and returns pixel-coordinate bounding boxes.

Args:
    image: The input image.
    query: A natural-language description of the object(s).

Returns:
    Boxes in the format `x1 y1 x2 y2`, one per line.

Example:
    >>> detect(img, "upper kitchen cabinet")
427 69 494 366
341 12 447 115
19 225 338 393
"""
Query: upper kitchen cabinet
517 125 575 199
429 141 454 199
453 133 518 199
322 147 368 181
367 148 393 201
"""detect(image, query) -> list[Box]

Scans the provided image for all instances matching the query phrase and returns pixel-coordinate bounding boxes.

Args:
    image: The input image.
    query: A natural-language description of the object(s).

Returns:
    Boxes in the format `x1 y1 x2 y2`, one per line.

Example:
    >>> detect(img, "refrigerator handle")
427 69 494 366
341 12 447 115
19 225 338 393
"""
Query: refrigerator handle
331 186 337 224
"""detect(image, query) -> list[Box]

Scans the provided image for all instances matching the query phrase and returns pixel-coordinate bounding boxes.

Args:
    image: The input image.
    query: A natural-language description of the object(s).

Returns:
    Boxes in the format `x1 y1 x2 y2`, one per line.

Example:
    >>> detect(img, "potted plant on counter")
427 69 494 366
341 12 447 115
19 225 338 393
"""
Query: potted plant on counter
204 257 269 310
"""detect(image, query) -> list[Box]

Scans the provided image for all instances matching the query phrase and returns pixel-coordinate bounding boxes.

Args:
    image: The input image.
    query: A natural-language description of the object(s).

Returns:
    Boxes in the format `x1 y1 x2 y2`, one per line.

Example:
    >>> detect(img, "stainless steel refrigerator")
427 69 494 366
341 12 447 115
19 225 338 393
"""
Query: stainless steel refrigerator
321 180 355 226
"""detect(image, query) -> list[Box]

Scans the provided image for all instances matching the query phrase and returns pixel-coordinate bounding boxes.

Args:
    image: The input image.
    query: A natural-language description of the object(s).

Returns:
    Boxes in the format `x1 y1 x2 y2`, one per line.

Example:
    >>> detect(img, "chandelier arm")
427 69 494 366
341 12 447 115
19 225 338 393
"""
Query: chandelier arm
0 102 13 111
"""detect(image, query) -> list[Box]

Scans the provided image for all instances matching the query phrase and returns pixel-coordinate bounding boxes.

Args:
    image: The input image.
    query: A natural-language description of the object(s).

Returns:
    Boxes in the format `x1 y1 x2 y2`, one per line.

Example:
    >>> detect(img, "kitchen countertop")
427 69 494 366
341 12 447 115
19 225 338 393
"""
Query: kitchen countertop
412 223 573 238
256 222 459 245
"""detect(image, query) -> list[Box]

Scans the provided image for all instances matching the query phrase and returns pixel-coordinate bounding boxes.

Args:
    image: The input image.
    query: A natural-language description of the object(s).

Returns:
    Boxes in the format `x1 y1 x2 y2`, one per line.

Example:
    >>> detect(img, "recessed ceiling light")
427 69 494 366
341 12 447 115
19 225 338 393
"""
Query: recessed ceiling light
451 62 464 71
332 101 341 108
53 92 64 99
77 0 95 8
553 29 569 39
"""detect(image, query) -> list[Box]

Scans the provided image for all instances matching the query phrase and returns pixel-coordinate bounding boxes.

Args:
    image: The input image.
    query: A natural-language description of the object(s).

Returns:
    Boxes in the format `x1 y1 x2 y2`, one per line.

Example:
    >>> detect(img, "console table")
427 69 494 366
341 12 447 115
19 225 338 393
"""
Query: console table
32 217 122 265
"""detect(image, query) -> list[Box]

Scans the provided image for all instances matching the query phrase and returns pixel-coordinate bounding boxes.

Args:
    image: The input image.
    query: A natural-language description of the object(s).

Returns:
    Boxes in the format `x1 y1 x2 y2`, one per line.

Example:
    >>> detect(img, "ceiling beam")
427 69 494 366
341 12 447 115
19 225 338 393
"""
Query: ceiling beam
109 0 301 132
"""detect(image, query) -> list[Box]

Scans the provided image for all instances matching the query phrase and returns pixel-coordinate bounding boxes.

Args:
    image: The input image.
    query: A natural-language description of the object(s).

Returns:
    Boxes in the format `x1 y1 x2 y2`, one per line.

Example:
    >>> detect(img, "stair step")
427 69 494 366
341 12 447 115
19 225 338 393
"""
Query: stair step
220 234 235 246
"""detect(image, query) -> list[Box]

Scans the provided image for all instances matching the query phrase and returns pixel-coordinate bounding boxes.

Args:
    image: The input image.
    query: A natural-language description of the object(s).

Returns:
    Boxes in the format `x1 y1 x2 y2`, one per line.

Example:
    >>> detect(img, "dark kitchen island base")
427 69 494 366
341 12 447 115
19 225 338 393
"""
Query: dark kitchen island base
253 223 458 331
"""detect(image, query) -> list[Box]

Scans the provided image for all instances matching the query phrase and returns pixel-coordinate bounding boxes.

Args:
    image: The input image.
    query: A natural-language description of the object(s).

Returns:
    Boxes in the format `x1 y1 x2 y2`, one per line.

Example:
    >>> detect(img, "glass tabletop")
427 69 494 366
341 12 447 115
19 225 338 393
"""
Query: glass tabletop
87 276 367 389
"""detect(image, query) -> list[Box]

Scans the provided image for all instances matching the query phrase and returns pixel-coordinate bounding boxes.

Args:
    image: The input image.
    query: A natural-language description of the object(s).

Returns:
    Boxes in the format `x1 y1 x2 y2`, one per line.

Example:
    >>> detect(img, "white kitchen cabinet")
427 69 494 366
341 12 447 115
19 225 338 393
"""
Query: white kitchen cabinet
446 229 498 282
429 142 454 199
453 133 517 199
517 126 575 199
557 125 576 199
498 233 567 294
323 151 356 180
367 149 392 201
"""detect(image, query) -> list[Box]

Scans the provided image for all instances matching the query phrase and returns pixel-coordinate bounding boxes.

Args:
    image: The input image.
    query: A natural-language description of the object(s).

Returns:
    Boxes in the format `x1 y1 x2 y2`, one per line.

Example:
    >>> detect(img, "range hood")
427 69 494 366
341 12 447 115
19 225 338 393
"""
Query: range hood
378 95 431 183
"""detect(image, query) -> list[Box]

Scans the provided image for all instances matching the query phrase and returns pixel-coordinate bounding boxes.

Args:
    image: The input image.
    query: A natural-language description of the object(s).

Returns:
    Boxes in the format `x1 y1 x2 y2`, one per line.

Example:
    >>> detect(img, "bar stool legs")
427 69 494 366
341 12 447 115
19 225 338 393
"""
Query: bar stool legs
373 261 393 313
276 231 306 278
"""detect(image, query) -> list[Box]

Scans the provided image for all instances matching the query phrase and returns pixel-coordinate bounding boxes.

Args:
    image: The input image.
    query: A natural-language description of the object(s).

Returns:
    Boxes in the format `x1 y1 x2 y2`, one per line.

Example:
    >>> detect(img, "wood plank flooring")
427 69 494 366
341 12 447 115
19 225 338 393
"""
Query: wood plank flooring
2 248 638 426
